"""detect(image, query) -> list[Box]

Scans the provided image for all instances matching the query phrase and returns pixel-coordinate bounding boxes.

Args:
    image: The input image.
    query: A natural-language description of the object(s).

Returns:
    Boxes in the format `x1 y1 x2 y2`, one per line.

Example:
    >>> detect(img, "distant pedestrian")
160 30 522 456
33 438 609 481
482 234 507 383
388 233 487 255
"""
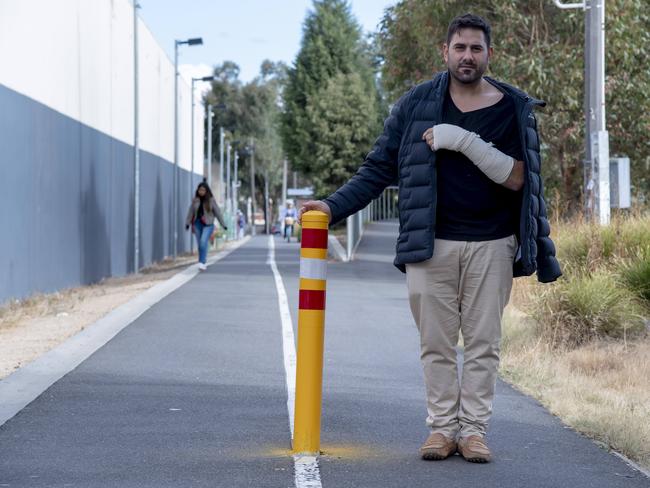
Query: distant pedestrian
284 202 297 242
237 210 246 239
185 181 227 271
299 14 560 463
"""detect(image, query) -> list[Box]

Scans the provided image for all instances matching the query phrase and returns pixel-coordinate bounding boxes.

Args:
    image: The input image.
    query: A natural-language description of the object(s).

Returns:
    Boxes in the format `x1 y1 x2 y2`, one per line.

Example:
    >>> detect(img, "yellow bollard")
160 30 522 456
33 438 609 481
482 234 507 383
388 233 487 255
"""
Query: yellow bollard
293 211 329 454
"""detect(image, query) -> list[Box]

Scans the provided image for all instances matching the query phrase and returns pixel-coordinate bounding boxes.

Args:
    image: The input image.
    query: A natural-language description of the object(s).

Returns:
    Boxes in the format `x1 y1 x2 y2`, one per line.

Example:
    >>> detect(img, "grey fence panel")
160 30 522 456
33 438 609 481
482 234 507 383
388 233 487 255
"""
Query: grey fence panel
0 84 199 304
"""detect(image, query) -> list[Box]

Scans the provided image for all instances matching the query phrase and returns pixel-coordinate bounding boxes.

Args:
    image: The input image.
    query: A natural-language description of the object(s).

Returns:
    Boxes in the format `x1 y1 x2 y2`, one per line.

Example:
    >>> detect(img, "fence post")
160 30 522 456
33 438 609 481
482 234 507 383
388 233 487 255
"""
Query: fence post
293 210 329 454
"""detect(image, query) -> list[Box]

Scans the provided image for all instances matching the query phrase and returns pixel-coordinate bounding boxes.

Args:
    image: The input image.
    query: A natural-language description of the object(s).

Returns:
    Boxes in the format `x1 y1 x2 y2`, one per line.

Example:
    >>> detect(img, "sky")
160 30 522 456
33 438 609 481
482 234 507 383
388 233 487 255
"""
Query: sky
138 0 396 91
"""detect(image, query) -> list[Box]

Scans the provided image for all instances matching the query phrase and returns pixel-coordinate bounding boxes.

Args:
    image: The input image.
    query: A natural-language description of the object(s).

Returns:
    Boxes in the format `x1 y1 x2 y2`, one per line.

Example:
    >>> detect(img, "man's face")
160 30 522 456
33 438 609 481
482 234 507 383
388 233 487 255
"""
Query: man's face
443 28 492 85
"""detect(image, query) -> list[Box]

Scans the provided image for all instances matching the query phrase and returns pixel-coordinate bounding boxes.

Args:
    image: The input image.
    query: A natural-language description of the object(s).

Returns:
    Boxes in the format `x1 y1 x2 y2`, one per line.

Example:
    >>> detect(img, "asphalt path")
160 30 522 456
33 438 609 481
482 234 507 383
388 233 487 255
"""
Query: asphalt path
278 221 648 488
0 223 647 487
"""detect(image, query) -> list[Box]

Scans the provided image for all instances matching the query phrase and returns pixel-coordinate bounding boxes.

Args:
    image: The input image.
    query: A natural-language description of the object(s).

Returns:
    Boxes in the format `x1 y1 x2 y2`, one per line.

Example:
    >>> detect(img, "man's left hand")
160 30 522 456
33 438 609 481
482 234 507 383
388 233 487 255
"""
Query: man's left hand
422 127 436 151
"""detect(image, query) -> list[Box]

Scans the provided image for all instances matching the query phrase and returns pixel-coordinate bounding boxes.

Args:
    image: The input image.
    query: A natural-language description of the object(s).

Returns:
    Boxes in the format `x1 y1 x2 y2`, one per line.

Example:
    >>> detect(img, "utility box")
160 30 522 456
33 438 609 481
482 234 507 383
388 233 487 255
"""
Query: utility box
609 157 631 208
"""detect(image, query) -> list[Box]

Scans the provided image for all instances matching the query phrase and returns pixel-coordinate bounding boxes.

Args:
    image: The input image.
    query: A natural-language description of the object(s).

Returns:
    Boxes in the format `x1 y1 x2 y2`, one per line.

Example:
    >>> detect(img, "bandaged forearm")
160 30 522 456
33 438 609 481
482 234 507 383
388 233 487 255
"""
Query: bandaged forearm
433 123 514 184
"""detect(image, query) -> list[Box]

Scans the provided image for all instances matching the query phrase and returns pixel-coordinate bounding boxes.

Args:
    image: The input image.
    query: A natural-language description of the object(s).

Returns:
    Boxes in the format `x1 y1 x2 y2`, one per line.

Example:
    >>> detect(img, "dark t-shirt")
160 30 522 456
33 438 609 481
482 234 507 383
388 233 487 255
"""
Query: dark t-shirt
435 90 523 241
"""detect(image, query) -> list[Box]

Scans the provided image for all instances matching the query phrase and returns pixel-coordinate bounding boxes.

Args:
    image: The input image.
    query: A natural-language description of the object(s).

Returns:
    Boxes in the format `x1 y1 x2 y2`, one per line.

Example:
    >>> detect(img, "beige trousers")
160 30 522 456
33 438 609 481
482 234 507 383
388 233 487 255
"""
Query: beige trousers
405 236 517 438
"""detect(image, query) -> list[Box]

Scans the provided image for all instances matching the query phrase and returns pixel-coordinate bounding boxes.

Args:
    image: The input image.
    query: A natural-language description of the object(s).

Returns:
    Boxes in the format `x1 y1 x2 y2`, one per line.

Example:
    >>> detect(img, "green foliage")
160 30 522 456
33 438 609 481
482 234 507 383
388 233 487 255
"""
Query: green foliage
378 0 650 211
205 60 287 208
305 72 381 195
282 0 382 197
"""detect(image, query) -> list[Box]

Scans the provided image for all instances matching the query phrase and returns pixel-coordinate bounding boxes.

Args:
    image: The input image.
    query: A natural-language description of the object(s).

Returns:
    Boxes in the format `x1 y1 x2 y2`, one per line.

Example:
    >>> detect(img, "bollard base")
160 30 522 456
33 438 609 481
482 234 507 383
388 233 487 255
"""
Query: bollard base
292 450 321 457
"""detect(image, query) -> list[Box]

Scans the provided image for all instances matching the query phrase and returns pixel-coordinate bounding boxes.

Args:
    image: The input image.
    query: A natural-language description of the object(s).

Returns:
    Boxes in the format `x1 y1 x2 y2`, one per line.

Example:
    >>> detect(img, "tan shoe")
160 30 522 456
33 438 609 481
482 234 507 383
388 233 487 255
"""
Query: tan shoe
420 433 457 460
458 435 491 463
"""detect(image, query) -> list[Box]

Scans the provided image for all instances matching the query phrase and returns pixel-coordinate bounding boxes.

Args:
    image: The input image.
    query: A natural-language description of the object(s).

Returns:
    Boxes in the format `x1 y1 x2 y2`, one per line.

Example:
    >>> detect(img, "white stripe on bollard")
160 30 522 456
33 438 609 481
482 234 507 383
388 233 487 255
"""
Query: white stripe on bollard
299 257 328 281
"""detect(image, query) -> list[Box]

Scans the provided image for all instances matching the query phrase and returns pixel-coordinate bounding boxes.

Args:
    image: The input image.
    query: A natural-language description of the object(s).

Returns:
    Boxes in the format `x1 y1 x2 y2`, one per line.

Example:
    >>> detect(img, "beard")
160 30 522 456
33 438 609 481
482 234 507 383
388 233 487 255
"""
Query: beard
448 61 486 85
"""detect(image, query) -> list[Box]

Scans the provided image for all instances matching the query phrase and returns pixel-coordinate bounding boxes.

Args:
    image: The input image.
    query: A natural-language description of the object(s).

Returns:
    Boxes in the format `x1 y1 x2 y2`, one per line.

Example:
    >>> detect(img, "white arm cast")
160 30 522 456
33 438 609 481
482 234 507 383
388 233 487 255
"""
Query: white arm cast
433 123 514 184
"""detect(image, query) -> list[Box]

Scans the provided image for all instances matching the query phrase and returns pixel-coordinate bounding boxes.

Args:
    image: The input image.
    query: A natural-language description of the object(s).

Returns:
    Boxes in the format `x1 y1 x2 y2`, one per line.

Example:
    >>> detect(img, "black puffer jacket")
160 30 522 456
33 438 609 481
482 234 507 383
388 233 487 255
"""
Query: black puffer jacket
324 71 561 283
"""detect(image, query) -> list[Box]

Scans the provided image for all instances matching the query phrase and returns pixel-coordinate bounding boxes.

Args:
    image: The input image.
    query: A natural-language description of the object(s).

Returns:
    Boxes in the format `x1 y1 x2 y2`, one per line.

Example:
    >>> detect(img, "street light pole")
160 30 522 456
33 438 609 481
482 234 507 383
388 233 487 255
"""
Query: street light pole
282 158 288 207
249 138 256 236
233 150 239 217
190 77 195 254
190 75 215 254
219 127 225 205
207 104 213 188
133 1 140 272
226 142 231 211
173 41 179 258
173 36 203 258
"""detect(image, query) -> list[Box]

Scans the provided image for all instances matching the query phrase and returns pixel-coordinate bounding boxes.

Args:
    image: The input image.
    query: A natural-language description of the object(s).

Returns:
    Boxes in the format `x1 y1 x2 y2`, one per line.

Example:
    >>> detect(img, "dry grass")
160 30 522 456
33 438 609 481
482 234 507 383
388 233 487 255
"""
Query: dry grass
0 253 198 333
501 306 650 470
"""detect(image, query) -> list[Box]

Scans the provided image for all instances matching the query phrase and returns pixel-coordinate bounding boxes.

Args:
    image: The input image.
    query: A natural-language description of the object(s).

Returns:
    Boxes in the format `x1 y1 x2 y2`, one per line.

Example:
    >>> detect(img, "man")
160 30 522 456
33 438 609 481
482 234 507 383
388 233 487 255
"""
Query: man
299 13 561 463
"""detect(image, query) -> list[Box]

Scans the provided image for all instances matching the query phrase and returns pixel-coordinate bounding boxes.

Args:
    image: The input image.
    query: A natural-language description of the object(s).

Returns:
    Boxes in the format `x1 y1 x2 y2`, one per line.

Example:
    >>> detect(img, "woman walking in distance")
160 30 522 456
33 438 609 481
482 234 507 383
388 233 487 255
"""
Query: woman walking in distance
185 180 227 270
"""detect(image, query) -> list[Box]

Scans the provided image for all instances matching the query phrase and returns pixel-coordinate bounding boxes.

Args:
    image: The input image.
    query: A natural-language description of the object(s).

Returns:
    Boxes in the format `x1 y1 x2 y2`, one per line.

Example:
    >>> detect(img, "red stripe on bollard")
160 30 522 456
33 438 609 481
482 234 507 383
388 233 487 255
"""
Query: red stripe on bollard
301 228 328 249
299 289 326 310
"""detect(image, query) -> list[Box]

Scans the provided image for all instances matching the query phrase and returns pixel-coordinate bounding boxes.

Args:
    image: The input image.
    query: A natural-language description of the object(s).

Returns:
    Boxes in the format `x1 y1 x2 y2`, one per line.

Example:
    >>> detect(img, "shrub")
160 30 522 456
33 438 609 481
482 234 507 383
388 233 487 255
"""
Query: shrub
533 271 646 347
618 249 650 305
552 214 650 275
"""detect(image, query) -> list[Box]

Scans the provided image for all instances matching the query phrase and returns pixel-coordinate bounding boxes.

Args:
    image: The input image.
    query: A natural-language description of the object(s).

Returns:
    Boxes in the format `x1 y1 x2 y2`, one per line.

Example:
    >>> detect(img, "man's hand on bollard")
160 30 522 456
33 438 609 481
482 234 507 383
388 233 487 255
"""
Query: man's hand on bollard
298 200 332 224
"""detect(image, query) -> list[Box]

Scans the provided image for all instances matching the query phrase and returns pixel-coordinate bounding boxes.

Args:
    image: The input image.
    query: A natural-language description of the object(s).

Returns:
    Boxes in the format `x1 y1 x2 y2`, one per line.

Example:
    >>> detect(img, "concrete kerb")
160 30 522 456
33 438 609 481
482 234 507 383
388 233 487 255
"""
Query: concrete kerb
0 236 251 428
611 451 650 480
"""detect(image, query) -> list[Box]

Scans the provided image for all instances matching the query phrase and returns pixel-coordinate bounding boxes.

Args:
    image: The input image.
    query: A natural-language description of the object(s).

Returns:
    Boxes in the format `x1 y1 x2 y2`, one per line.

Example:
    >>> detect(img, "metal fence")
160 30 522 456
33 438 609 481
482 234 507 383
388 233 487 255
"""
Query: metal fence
345 186 398 260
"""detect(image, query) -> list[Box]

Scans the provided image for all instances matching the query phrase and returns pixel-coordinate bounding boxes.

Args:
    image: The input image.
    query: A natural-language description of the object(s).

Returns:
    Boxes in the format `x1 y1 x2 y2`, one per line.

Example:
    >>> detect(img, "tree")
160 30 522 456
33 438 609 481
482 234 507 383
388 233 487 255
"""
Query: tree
378 0 650 213
282 0 383 197
204 60 287 224
305 72 381 195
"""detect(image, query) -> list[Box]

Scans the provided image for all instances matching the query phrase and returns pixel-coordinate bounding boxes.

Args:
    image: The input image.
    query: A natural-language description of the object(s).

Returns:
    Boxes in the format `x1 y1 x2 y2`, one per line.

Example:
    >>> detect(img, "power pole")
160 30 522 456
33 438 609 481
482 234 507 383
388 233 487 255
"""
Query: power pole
586 0 610 225
554 0 609 225
282 159 288 207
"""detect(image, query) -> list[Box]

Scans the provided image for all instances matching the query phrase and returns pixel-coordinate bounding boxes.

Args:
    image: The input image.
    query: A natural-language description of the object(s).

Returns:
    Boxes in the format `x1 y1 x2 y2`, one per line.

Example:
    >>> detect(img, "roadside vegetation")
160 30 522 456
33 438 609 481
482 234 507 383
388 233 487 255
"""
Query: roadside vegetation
502 213 650 470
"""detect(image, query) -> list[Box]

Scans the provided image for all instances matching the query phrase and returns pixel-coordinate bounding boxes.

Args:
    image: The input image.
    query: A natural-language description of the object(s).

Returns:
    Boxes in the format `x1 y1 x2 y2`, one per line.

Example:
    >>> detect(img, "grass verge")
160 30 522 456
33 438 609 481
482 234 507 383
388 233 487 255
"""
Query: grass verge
501 307 650 470
502 212 650 471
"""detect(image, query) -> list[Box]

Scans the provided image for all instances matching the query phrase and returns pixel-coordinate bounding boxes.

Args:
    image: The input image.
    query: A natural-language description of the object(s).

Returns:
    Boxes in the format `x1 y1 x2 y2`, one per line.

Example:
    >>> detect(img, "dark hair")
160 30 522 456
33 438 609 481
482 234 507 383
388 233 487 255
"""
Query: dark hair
195 180 214 201
446 13 491 48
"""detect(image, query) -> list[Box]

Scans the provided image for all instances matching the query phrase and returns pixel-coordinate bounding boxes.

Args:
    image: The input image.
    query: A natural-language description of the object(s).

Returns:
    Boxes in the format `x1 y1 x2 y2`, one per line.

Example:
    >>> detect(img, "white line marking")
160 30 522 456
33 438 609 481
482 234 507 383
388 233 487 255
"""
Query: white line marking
267 236 297 434
293 455 324 488
0 237 250 428
267 235 323 488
